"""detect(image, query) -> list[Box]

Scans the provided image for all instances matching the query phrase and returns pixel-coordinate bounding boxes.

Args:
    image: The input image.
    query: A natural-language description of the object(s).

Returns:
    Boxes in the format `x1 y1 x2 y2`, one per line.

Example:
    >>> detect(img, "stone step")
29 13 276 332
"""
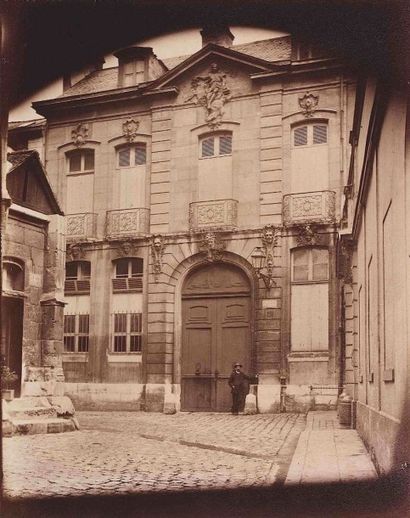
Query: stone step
8 406 58 419
11 417 78 436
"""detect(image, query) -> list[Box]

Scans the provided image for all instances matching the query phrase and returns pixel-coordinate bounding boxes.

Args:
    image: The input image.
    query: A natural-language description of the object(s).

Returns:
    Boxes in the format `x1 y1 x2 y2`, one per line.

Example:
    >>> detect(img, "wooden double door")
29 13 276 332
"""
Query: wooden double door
181 264 251 412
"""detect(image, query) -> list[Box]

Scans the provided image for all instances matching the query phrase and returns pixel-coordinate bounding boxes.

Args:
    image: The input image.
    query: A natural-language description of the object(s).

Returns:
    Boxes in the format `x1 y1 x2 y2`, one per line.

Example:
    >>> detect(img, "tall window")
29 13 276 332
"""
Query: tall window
65 261 91 294
117 143 147 167
200 133 232 158
112 312 142 352
291 122 329 193
291 248 329 352
64 314 89 352
66 149 95 215
112 258 143 292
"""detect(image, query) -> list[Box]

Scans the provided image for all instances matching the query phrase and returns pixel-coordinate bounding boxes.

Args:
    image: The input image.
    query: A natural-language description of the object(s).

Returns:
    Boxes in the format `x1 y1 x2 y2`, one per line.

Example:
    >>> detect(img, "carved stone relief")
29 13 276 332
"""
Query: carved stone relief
298 92 319 117
151 234 165 279
117 241 136 257
294 224 322 247
185 63 231 129
339 239 354 284
199 231 226 262
67 243 85 261
122 119 140 142
261 224 279 268
71 123 89 146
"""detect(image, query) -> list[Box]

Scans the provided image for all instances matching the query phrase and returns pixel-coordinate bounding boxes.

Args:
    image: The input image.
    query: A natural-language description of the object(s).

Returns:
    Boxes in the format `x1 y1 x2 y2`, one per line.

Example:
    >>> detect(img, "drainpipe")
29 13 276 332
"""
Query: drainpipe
279 375 287 413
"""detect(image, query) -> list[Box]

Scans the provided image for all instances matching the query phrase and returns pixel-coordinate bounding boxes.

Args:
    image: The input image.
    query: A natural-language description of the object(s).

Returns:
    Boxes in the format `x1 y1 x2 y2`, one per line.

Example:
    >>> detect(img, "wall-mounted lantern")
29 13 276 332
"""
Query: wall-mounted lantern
250 246 275 289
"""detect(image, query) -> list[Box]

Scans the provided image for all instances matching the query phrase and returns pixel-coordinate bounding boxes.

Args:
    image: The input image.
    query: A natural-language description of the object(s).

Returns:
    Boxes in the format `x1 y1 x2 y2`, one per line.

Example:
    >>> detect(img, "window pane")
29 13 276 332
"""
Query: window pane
219 134 232 155
292 249 309 281
64 336 75 352
64 315 76 333
294 126 308 146
78 336 89 352
130 335 142 352
68 151 82 172
65 262 78 279
312 249 329 280
116 259 129 277
130 313 142 333
80 261 91 279
84 150 95 170
78 314 89 334
114 335 126 352
201 137 214 157
313 124 328 144
114 313 127 333
135 144 146 165
119 147 131 167
131 258 143 276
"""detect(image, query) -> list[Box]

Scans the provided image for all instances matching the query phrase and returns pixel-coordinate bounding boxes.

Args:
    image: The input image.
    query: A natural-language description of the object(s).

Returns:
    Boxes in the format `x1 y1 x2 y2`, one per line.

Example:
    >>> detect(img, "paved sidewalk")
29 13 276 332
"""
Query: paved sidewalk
285 411 378 485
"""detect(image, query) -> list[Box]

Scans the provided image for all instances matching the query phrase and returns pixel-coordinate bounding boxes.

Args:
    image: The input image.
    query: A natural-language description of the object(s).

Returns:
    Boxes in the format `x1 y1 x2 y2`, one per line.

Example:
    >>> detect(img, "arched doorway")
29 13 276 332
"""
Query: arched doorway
181 262 251 412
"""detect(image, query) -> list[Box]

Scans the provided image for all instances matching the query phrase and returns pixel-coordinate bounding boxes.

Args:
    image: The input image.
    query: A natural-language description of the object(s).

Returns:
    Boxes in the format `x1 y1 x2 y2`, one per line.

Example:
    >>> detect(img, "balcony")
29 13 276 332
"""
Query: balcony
189 199 238 231
66 213 97 241
283 191 336 226
106 208 150 239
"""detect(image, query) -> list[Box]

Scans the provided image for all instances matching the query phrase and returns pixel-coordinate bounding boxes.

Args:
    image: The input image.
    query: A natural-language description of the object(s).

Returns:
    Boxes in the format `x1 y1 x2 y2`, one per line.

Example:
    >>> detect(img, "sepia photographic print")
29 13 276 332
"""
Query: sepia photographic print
1 1 409 516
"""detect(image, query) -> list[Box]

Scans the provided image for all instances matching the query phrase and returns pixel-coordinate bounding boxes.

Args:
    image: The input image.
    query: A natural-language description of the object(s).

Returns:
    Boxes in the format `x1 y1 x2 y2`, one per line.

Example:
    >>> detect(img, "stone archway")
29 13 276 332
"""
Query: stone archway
180 262 252 412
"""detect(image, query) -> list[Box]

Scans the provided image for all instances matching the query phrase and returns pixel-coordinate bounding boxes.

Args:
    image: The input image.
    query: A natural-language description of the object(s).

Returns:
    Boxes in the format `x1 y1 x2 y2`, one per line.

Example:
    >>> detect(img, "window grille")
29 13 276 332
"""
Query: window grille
119 147 131 167
135 144 146 165
64 314 89 352
112 312 142 352
294 126 308 146
313 124 328 144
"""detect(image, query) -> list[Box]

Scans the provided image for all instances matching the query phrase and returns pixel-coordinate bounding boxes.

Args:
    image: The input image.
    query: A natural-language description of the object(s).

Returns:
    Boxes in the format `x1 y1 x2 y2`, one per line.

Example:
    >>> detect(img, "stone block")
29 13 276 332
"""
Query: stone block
163 388 177 414
285 384 314 413
244 393 257 414
145 383 165 412
257 384 281 413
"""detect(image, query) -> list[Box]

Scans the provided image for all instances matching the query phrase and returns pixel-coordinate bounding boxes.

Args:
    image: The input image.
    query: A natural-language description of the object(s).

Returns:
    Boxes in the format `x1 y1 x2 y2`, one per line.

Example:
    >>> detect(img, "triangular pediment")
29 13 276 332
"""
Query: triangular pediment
7 150 63 215
148 43 277 91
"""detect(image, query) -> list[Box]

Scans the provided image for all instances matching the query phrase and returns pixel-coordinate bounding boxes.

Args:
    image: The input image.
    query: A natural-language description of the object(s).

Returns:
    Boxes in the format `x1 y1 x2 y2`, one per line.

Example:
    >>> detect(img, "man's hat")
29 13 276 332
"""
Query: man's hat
234 362 242 367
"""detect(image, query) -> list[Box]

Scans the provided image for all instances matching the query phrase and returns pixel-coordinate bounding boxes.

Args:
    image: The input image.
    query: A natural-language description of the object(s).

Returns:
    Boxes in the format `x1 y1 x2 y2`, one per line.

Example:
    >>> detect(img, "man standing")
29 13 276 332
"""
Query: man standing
228 362 249 415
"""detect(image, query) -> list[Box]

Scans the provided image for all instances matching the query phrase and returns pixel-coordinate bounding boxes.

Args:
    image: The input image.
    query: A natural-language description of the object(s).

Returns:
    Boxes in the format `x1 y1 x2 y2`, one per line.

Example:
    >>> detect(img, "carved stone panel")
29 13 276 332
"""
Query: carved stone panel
189 199 238 231
283 191 336 226
106 208 150 239
71 123 89 146
66 213 97 241
298 92 319 118
122 119 140 142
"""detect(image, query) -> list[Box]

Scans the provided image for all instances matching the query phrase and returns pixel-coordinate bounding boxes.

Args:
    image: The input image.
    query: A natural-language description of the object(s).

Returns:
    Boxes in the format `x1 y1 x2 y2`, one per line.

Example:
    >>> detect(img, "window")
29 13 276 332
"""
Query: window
200 133 232 158
112 312 142 352
67 149 95 174
293 124 327 147
117 144 146 167
112 258 143 292
65 261 91 294
64 314 89 352
123 59 145 87
292 248 329 282
2 260 24 292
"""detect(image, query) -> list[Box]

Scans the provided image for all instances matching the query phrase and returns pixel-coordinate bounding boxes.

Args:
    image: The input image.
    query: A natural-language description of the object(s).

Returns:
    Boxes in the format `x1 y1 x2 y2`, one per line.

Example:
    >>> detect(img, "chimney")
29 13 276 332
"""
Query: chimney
200 24 234 48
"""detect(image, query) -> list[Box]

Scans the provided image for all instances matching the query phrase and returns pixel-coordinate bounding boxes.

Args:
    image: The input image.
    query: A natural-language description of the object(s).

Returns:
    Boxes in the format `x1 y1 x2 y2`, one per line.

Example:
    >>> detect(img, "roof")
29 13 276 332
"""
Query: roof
7 150 63 215
8 119 46 131
60 35 291 99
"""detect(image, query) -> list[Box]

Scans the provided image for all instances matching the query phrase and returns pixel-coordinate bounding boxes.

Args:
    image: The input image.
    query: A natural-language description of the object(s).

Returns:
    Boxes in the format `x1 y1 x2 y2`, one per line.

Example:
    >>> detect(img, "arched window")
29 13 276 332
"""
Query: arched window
200 132 232 158
112 258 143 292
117 143 147 167
64 261 91 294
66 149 95 174
291 247 329 352
2 259 24 292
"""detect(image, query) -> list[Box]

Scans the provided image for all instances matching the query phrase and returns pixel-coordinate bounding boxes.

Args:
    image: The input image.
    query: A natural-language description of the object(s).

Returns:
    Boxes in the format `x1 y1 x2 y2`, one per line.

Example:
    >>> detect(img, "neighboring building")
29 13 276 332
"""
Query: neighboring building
339 78 409 473
1 150 66 397
8 27 356 412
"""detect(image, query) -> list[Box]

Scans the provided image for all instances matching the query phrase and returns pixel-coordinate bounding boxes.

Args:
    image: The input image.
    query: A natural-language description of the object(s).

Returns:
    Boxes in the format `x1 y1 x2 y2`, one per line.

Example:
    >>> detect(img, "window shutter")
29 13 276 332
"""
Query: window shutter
219 134 232 155
313 124 328 144
135 144 147 165
119 147 131 167
201 137 214 157
294 126 308 146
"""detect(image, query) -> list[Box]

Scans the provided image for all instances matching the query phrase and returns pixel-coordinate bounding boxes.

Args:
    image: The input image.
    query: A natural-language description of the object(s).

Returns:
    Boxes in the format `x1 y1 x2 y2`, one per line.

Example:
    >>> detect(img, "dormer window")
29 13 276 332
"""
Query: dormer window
118 143 147 167
67 149 94 174
200 133 232 158
123 60 145 87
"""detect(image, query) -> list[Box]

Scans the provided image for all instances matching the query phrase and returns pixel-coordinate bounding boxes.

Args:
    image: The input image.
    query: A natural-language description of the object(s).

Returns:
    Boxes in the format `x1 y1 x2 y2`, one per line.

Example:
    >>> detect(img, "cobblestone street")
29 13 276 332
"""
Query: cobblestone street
3 412 305 498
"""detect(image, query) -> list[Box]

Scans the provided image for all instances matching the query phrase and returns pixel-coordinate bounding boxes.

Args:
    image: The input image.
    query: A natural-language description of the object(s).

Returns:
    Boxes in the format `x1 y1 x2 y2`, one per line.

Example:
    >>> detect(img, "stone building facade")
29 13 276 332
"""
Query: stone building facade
1 150 66 398
9 27 355 412
339 78 409 473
